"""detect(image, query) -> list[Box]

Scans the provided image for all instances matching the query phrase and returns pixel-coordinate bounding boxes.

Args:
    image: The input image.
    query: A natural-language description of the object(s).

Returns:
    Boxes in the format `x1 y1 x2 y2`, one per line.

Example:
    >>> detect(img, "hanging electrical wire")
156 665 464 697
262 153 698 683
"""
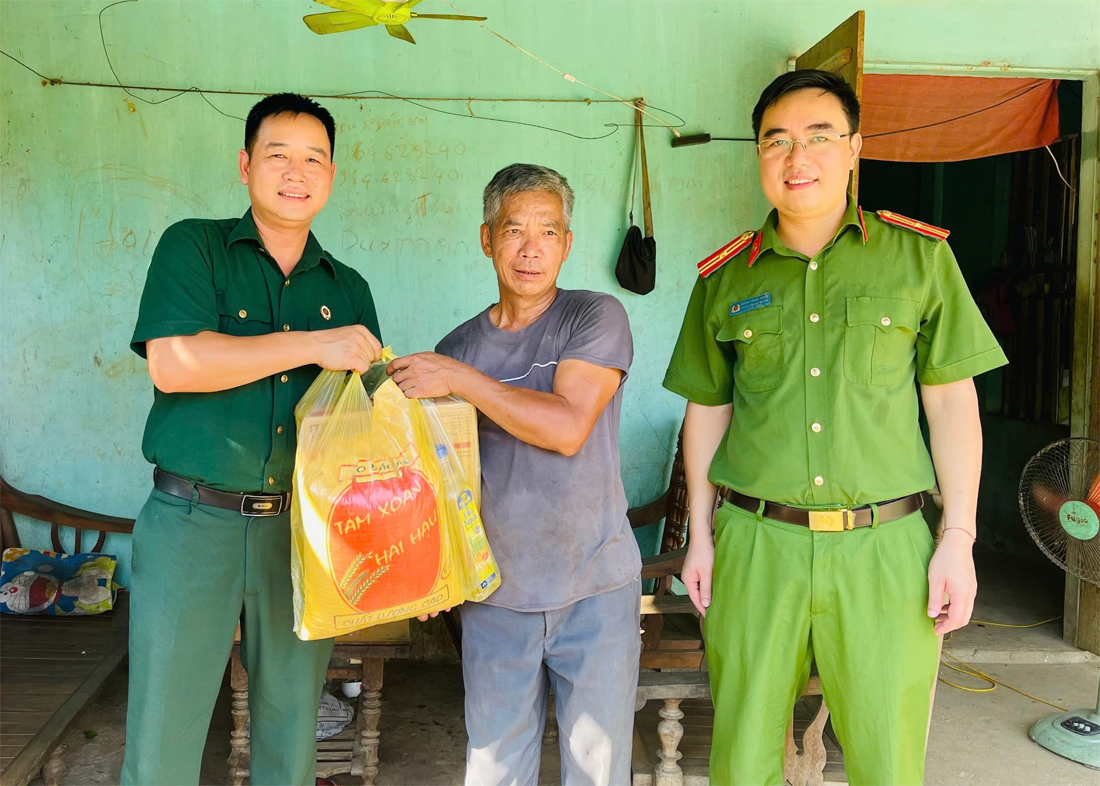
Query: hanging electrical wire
0 0 687 141
98 0 244 120
861 81 1046 139
1045 145 1078 195
0 45 687 141
674 80 1055 148
440 0 682 137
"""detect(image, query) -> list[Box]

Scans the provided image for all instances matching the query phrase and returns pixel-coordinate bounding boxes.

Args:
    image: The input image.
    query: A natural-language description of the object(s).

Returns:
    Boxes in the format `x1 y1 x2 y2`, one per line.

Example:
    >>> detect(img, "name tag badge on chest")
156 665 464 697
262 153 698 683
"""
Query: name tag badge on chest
730 293 771 316
320 305 332 321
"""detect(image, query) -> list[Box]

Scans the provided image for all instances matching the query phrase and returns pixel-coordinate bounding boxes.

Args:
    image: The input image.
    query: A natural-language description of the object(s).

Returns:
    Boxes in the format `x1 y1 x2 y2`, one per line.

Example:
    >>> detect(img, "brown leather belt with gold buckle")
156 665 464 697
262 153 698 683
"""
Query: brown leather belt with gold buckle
719 488 923 532
153 468 290 517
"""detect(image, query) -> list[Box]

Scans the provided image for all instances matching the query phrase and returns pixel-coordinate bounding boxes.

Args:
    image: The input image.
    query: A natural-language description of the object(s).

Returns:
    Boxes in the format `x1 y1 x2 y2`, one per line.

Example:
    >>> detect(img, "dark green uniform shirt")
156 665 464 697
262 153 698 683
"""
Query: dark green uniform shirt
663 200 1008 507
131 209 381 493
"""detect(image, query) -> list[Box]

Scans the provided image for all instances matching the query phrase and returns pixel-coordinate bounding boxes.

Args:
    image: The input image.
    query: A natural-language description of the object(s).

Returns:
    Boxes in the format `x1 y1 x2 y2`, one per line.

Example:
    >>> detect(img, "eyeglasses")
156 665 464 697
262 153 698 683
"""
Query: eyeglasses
757 133 851 159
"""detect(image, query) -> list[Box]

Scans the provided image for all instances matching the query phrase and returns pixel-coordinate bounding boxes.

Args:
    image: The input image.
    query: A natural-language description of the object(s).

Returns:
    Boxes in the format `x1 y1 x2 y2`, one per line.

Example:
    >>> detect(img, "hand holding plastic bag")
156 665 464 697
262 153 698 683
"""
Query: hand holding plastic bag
290 350 499 640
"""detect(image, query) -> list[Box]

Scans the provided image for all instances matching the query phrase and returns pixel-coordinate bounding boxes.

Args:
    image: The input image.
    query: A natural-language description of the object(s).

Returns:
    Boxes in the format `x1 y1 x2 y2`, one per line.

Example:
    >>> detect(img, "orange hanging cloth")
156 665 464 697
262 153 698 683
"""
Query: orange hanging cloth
861 75 1059 163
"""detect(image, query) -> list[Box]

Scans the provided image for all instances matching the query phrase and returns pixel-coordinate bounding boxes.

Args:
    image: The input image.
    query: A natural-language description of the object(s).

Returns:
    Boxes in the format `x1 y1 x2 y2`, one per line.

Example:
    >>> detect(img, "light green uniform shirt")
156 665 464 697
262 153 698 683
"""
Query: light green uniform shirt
663 200 1008 507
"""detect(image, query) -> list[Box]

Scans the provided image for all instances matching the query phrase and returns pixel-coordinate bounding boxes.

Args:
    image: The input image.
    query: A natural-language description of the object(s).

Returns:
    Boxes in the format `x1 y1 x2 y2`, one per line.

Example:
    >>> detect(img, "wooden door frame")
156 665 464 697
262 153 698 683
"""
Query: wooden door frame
790 56 1100 654
794 10 865 198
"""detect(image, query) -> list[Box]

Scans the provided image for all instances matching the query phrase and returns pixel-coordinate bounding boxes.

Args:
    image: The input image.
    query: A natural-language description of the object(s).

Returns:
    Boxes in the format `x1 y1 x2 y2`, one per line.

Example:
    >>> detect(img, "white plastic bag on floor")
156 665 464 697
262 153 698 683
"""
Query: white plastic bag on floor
245 689 353 741
316 689 355 741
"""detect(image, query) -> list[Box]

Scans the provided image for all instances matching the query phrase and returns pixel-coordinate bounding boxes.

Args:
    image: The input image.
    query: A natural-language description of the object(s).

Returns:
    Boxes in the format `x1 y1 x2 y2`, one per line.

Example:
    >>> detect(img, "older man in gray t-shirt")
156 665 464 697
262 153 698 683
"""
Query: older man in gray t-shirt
389 164 641 786
435 287 639 611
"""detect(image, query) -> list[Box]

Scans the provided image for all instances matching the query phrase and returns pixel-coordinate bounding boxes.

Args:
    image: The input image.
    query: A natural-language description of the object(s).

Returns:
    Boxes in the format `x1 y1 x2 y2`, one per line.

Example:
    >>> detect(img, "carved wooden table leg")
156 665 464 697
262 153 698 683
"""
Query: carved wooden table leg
353 658 384 786
542 688 559 747
783 698 829 786
228 649 250 786
42 745 64 786
654 698 684 786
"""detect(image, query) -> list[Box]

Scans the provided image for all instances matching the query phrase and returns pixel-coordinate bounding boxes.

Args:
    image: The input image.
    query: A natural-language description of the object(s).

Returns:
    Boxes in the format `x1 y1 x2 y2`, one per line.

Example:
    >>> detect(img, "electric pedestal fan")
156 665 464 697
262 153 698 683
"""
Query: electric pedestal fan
1019 436 1100 770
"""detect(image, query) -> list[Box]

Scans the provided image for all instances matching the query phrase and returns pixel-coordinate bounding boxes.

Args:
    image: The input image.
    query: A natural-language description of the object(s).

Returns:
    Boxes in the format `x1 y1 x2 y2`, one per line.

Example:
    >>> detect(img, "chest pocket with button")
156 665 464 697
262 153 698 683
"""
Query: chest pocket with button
843 297 920 386
215 291 273 337
717 305 784 393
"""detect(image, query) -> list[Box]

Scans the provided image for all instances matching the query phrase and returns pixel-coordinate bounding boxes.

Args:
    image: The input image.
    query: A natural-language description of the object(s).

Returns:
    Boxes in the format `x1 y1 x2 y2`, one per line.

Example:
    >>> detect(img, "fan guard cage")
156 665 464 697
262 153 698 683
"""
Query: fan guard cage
1018 437 1100 586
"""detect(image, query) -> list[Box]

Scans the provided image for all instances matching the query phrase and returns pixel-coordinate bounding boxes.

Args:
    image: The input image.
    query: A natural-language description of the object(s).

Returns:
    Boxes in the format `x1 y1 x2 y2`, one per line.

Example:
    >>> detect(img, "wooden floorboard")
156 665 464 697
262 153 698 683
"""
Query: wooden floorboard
0 738 36 753
0 597 128 786
0 682 90 695
0 695 67 713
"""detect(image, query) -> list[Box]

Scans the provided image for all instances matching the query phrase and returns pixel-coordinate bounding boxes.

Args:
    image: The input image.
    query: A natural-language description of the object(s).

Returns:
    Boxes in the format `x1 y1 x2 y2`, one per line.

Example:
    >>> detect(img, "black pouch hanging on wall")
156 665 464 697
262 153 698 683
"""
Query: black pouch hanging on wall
616 99 656 295
616 226 655 295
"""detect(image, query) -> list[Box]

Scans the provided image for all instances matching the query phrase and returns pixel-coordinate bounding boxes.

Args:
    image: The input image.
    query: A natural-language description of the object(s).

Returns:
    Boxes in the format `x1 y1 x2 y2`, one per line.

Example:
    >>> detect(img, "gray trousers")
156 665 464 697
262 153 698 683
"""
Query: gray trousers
461 578 642 786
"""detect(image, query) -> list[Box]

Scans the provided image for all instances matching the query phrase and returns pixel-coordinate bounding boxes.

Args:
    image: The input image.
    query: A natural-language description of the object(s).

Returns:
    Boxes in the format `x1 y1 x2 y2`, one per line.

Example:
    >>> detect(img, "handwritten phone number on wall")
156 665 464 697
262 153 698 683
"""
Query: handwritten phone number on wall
335 140 467 164
338 167 461 190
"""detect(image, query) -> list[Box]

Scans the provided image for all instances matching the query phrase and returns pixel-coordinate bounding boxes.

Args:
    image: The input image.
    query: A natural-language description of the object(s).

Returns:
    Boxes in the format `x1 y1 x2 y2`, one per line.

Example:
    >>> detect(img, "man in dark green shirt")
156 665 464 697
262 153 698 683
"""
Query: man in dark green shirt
664 71 1007 785
123 93 382 786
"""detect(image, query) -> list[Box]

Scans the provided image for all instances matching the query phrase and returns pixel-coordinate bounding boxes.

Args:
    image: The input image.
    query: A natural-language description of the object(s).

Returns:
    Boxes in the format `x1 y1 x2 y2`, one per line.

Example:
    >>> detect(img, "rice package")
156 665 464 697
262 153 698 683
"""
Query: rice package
290 352 499 640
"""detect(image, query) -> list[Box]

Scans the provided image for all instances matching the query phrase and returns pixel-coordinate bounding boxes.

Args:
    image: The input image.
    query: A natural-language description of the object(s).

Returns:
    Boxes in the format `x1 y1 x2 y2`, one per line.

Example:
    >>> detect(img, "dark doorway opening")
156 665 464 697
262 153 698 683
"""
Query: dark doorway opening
860 79 1084 622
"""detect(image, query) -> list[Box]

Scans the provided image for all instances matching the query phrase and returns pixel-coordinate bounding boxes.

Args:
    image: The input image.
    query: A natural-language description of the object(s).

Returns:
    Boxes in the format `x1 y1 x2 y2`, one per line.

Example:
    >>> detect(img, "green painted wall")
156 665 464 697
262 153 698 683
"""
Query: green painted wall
2 1 1098 585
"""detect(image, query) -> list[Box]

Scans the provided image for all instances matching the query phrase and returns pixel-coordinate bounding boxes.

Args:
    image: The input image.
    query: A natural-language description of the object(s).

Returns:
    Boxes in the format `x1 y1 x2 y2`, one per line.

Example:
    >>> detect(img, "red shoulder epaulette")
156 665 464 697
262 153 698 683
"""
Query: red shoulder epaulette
876 210 950 241
698 231 755 278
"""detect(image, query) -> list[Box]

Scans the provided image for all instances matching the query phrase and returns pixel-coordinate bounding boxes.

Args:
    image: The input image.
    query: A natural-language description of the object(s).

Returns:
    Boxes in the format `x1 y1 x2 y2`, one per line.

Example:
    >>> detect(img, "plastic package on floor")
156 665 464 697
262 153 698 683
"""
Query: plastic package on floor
290 350 499 640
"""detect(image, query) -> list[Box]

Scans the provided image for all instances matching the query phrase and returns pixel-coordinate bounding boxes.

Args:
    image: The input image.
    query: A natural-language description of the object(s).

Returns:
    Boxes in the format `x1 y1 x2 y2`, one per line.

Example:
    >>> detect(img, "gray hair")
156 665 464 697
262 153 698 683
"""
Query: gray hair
482 163 575 230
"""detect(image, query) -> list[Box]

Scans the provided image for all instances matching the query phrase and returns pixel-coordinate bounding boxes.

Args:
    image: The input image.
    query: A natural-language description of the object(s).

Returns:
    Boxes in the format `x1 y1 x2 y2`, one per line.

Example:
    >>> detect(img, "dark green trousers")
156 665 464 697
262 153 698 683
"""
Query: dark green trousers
121 489 333 785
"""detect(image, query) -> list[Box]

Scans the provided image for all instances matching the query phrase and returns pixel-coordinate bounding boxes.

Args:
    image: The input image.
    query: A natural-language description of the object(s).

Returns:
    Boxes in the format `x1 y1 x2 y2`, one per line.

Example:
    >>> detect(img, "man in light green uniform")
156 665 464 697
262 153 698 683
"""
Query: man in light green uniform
124 94 382 785
663 70 1007 785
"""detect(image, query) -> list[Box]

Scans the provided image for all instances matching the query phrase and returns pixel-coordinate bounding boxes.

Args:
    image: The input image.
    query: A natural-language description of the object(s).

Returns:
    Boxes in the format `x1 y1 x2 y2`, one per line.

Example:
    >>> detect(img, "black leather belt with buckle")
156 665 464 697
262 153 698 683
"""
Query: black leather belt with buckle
153 468 290 517
719 488 923 531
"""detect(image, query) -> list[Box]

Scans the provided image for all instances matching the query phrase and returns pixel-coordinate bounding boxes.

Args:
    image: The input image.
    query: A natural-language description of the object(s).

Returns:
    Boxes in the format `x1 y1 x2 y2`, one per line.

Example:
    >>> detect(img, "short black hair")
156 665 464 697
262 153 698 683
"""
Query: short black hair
751 70 860 140
244 93 336 157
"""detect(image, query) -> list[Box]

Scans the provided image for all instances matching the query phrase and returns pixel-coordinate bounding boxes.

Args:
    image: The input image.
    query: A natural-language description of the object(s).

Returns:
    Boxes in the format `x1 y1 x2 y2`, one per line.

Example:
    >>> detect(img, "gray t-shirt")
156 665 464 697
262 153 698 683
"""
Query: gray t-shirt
436 289 641 612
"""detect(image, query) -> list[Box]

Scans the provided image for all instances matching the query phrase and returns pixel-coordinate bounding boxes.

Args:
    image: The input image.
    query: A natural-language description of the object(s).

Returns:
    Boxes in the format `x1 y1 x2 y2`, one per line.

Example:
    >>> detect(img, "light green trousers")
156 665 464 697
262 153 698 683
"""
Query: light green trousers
121 489 334 786
704 502 940 786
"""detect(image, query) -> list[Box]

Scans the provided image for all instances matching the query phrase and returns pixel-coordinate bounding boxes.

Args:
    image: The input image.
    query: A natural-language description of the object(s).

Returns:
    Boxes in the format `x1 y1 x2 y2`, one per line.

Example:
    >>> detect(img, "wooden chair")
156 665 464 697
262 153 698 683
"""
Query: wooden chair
0 474 134 786
228 620 412 786
630 432 845 786
629 428 701 671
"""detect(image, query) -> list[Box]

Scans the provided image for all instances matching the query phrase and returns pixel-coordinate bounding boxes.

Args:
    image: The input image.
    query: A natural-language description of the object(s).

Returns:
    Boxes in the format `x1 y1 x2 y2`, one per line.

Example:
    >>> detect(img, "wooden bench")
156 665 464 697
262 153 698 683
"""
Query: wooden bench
0 474 134 786
438 432 845 785
227 615 412 785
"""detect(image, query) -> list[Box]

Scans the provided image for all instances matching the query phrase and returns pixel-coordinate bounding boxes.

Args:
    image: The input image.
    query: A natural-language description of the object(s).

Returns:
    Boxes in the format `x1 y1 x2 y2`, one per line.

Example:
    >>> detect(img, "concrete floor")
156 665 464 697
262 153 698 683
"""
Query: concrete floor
944 549 1097 666
28 552 1100 786
30 656 1100 786
926 661 1099 786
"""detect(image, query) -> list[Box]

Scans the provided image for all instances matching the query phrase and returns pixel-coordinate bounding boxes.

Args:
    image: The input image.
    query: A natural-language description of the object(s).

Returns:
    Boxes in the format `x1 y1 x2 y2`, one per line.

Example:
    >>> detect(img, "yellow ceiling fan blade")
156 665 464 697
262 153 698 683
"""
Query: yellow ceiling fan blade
386 23 417 44
314 0 386 14
399 0 426 9
411 13 488 21
303 10 379 34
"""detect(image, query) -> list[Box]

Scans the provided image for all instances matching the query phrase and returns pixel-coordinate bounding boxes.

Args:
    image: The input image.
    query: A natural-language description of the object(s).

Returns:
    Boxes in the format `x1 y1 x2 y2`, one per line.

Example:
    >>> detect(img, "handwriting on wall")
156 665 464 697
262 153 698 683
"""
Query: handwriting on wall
337 191 458 222
69 104 712 271
331 113 470 234
340 232 477 260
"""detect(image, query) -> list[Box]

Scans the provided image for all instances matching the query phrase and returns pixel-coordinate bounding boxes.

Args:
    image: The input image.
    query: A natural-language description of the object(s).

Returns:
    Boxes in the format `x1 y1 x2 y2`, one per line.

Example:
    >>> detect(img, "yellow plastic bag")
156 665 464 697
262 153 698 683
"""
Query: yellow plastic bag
290 350 500 640
420 401 498 603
